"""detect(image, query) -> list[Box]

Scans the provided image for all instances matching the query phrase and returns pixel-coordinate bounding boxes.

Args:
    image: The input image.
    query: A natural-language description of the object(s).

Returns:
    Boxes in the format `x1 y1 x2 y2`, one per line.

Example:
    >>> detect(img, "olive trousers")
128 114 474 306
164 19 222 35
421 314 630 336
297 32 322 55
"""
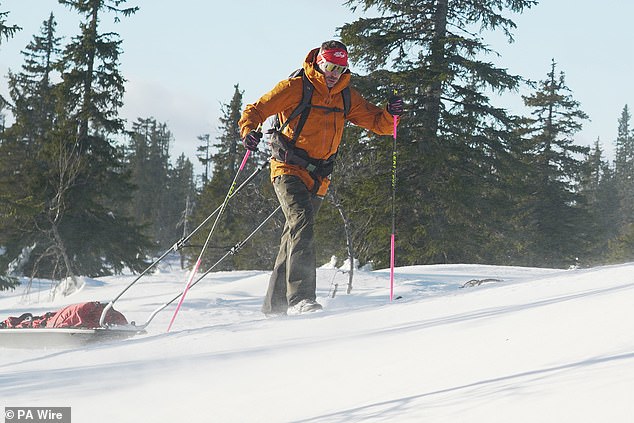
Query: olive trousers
262 175 323 315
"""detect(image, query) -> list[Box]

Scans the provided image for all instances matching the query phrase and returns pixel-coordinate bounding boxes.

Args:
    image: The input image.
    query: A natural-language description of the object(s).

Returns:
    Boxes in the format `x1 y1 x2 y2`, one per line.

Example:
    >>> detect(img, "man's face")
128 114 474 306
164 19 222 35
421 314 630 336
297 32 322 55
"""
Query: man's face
319 60 348 88
319 63 344 88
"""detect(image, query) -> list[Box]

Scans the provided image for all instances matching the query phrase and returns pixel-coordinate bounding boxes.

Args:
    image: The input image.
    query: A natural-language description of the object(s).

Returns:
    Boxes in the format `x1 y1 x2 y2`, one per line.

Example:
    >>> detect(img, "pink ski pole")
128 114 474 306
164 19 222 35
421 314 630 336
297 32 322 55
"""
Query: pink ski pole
390 114 397 301
167 149 252 332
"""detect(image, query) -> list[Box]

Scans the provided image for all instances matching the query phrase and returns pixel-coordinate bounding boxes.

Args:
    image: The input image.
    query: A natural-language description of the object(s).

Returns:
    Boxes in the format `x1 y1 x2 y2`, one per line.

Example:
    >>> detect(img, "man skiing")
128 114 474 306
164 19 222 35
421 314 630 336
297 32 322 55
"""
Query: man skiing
239 40 403 316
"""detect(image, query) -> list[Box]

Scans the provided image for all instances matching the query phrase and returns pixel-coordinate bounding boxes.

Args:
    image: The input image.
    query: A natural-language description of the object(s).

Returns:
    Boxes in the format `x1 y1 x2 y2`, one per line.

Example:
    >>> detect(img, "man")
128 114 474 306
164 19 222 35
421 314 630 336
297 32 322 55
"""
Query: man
239 40 403 316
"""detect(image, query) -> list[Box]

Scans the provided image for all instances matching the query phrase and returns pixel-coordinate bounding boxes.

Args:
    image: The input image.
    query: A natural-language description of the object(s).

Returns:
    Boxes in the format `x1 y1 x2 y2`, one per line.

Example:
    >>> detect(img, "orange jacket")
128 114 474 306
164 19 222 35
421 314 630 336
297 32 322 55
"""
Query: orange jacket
239 47 398 196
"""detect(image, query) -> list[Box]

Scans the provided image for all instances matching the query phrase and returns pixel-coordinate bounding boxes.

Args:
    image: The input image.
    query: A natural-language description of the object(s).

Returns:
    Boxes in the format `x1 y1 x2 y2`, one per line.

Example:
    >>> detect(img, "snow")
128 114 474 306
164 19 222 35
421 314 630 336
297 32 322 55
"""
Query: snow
2 257 634 422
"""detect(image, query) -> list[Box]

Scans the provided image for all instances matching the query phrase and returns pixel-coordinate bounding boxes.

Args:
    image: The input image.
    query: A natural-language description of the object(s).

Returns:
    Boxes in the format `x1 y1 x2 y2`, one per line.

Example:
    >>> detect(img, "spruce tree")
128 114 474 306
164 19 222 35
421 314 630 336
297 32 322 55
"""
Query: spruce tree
52 0 148 274
614 105 634 227
605 105 634 262
339 0 536 266
519 60 590 267
6 13 60 143
0 15 61 291
168 153 197 268
29 0 148 284
196 133 212 185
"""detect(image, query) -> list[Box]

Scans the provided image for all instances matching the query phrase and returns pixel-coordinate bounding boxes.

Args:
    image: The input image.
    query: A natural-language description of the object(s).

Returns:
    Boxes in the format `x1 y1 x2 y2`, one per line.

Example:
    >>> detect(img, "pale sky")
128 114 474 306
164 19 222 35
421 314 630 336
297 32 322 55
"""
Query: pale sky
1 1 632 169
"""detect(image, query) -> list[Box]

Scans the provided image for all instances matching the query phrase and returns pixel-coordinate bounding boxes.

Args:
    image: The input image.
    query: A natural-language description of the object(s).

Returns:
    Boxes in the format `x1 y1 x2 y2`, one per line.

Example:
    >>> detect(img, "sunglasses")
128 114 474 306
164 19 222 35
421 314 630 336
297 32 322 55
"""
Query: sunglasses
319 61 348 74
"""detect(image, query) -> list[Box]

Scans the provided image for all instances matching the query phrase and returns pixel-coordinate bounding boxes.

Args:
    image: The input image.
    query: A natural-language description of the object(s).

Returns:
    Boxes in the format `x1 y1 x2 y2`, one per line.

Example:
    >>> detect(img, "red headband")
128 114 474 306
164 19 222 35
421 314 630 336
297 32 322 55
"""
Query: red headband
317 48 348 66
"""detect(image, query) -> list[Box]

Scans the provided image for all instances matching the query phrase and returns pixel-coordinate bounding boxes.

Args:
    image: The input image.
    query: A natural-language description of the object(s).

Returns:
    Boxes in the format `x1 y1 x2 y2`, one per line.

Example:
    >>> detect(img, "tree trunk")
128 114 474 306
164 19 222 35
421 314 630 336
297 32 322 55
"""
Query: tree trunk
50 222 80 297
79 5 99 142
421 0 448 148
327 187 355 294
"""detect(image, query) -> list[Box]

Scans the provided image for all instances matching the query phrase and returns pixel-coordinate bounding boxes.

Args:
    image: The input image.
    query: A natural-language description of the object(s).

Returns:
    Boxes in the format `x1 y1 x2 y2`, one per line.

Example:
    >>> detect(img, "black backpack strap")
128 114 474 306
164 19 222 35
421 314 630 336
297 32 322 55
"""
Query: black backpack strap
278 70 314 144
342 87 351 118
290 72 314 143
275 70 350 145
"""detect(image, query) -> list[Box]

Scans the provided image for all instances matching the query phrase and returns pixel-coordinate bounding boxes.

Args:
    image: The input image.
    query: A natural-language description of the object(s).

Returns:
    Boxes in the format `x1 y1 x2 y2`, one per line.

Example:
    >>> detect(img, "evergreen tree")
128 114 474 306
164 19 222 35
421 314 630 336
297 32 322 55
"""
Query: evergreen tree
196 133 211 185
0 15 61 291
339 0 536 266
36 0 148 283
51 0 148 276
168 153 197 268
5 13 60 143
58 0 137 137
605 105 634 262
519 60 590 267
614 105 634 227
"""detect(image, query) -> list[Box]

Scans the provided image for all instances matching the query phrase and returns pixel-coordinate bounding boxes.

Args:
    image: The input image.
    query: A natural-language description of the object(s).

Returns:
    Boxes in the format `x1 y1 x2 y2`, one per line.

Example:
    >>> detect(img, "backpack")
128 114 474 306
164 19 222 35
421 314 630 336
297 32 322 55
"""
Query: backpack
273 68 351 139
268 68 351 183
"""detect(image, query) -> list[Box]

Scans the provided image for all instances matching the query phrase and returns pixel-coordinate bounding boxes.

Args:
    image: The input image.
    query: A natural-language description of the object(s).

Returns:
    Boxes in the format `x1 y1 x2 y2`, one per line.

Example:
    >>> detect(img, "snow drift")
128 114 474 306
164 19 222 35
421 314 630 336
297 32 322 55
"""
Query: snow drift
1 259 633 422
